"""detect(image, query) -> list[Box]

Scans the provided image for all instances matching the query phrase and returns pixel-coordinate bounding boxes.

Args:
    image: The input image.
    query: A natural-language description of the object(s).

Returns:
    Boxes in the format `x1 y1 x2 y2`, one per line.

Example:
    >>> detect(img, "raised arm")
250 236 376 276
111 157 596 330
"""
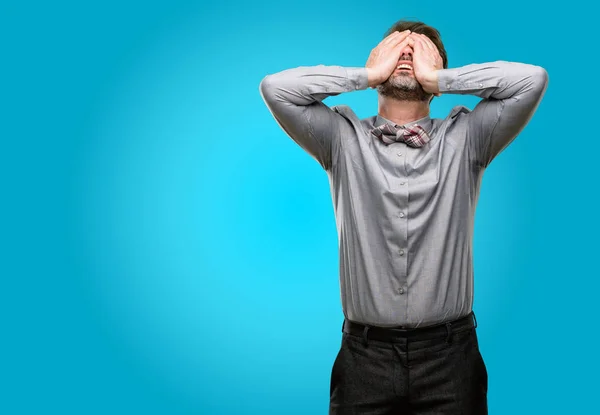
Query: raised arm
259 30 414 171
410 33 549 168
437 61 549 168
258 65 369 170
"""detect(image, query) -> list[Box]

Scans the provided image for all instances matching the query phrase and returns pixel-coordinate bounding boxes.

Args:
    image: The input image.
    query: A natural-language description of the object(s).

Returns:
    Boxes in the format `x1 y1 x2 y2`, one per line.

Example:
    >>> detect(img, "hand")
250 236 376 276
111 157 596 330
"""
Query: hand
409 33 443 96
365 30 415 87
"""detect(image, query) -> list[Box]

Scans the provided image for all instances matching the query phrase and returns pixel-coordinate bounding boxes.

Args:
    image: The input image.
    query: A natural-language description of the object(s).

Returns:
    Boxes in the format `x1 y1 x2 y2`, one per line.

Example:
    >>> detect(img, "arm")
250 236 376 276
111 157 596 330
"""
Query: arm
435 61 549 167
259 65 369 170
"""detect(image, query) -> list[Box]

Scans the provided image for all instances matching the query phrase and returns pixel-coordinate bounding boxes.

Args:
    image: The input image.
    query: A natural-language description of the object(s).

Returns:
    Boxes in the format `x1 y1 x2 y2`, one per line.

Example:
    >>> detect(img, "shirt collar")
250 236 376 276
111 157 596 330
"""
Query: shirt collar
374 113 432 134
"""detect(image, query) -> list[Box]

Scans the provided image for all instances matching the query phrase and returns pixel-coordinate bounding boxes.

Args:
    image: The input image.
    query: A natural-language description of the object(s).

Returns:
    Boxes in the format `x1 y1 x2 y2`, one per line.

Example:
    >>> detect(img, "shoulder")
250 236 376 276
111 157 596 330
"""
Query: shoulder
331 104 358 119
437 105 472 135
431 105 472 134
448 104 471 120
330 104 369 134
332 104 377 130
431 105 474 150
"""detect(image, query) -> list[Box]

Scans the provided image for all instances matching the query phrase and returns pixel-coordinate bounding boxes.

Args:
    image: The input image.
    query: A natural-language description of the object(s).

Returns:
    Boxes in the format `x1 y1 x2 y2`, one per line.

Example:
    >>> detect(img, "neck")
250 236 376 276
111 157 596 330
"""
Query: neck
378 96 430 126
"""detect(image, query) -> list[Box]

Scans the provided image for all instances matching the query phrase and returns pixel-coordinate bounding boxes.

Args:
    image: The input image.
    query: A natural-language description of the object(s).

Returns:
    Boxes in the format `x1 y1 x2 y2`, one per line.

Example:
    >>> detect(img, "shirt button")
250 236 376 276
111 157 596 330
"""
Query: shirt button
399 212 405 218
400 181 406 185
397 152 403 156
398 287 405 294
399 249 405 256
446 83 451 89
479 83 483 87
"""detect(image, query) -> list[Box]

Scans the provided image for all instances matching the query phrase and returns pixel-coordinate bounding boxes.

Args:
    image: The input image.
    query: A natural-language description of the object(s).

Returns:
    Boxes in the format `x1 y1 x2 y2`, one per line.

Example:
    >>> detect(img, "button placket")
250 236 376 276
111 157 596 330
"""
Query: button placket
392 144 409 303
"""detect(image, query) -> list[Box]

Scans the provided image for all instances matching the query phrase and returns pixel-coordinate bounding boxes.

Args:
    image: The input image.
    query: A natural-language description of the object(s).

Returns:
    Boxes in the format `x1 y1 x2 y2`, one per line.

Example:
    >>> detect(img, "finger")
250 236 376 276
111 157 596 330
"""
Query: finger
384 33 412 55
394 35 413 52
387 30 411 45
419 34 443 66
408 33 422 44
411 34 429 50
411 35 425 53
418 36 433 56
390 30 410 44
419 34 437 52
399 33 415 47
379 31 402 47
383 30 405 42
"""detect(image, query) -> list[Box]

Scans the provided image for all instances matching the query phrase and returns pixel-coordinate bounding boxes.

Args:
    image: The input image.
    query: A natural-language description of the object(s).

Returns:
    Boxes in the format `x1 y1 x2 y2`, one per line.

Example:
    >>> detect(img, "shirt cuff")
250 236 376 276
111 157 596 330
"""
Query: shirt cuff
437 68 465 92
345 67 370 91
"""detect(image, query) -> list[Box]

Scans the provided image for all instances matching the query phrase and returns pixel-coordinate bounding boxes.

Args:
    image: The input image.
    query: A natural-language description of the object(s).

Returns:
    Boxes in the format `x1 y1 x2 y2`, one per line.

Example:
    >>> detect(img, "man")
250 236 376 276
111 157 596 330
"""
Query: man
259 19 548 415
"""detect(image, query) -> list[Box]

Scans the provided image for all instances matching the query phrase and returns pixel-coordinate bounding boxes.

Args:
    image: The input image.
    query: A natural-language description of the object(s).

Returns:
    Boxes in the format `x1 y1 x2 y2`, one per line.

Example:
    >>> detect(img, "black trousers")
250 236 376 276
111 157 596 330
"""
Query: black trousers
329 312 487 414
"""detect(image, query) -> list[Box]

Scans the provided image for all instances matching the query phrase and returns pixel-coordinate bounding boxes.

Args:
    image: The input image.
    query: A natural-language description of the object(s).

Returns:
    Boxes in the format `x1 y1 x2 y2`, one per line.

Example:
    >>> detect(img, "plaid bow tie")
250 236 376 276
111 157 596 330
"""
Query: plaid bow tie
370 123 431 147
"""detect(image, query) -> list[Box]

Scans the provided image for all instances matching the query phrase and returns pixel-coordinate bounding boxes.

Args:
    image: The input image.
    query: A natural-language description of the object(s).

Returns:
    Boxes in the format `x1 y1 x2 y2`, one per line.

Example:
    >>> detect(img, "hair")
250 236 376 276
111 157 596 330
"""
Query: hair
383 20 448 70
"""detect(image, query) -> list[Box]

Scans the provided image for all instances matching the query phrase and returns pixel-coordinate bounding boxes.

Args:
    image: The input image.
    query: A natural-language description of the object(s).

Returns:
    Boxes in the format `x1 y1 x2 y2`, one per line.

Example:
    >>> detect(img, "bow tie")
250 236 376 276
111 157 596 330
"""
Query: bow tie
370 123 431 147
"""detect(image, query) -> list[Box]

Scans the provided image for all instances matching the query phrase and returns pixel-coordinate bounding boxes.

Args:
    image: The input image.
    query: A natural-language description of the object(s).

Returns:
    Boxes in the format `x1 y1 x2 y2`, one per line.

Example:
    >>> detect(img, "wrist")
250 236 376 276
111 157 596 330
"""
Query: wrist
366 68 383 88
421 70 440 94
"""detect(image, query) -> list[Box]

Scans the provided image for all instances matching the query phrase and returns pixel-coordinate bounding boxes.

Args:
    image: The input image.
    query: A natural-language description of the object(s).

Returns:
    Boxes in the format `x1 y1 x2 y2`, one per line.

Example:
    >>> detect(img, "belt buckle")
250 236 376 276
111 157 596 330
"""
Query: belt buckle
391 325 409 333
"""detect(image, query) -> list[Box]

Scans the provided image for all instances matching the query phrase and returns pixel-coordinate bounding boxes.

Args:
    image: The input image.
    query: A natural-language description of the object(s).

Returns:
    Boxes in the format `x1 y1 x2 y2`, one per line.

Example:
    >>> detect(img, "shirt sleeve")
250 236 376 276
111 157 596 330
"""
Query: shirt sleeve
437 61 549 168
259 65 369 170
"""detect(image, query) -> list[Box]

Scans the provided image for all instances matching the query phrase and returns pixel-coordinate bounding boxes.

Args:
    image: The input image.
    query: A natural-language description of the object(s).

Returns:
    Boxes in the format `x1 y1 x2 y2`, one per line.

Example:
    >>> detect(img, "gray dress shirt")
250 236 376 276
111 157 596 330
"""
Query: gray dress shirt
259 61 548 328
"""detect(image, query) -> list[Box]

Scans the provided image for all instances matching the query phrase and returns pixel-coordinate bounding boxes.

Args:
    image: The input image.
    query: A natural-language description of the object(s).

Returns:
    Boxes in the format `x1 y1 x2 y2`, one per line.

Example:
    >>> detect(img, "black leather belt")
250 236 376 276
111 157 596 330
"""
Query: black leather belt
342 311 477 342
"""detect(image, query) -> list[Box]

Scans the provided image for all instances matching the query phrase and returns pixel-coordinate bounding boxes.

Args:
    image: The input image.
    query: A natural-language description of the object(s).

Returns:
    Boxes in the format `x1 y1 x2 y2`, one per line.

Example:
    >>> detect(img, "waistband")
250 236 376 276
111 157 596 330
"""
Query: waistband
342 311 477 343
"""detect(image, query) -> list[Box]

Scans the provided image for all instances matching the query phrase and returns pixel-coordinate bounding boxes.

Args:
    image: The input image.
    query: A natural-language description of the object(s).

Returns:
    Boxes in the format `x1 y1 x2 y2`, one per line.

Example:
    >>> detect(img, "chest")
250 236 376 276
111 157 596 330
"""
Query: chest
339 132 464 190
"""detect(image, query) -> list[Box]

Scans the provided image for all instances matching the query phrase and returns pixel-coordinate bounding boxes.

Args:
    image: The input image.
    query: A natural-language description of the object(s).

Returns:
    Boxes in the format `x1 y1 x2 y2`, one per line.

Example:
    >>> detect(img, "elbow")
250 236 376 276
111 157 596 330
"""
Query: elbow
259 73 287 102
515 64 549 102
259 75 272 97
259 75 278 104
531 65 549 94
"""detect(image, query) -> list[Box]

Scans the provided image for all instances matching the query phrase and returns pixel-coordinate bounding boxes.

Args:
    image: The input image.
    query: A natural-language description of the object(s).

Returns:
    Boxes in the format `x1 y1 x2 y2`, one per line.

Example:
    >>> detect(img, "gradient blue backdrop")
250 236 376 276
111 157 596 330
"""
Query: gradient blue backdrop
2 0 598 413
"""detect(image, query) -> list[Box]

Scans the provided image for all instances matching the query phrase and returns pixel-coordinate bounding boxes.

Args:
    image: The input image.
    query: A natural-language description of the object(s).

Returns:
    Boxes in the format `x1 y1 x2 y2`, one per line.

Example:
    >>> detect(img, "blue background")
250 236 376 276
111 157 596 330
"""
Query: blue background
2 0 597 413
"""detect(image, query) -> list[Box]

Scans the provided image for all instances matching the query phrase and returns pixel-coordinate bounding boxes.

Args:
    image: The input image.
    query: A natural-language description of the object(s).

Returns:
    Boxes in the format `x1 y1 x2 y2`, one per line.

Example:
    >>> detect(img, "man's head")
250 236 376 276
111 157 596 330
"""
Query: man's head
377 20 448 103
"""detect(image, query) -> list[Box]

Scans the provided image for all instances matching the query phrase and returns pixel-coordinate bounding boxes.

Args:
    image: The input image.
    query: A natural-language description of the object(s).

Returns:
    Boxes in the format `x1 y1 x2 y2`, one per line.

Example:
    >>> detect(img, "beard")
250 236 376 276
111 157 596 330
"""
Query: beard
377 71 432 102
